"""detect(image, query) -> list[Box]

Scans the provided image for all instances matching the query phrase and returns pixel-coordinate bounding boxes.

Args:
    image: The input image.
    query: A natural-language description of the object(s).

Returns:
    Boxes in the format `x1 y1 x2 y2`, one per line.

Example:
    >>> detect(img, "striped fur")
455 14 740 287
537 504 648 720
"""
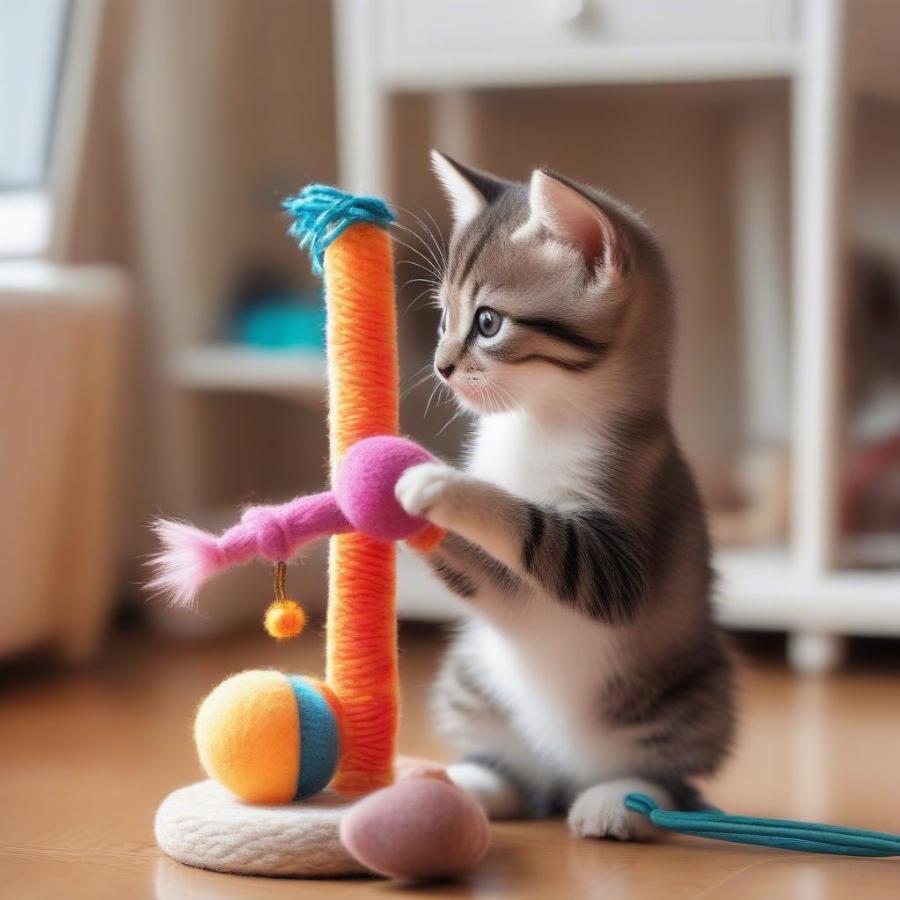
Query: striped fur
408 157 735 838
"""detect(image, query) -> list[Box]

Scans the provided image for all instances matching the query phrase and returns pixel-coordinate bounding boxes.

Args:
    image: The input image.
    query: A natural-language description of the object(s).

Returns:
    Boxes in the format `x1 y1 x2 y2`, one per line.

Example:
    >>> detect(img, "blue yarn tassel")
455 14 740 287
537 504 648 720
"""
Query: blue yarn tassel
625 793 900 857
283 184 396 275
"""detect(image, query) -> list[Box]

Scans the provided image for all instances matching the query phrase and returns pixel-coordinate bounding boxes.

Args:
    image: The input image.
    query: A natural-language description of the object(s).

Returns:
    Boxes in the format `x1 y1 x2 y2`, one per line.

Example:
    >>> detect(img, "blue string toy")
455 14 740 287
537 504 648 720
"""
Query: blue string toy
626 793 900 857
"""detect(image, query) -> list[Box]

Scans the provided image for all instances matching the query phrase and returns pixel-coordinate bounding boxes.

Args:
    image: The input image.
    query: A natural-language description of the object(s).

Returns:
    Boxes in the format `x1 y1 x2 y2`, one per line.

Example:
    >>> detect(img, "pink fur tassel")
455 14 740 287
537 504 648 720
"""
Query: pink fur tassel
148 492 352 607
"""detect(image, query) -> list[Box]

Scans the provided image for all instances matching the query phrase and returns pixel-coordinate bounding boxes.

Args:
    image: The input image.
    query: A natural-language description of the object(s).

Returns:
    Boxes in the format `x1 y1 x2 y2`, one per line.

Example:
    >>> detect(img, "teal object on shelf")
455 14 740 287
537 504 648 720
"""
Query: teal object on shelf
235 299 326 352
625 793 900 857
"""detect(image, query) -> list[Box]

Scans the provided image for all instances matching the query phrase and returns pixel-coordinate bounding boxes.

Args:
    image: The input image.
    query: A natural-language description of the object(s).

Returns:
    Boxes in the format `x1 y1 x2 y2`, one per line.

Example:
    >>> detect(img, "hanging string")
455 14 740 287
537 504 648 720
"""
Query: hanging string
273 560 288 603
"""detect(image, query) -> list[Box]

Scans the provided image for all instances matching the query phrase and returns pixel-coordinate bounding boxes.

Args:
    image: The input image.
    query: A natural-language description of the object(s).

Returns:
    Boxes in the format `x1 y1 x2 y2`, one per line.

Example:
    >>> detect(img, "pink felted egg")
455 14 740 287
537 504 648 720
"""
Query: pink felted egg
340 777 490 879
336 435 434 542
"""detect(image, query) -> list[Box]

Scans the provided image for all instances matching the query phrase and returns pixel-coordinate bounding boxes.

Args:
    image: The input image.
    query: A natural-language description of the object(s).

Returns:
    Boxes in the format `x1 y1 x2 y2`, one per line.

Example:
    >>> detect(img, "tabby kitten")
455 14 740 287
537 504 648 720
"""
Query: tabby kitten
394 152 735 840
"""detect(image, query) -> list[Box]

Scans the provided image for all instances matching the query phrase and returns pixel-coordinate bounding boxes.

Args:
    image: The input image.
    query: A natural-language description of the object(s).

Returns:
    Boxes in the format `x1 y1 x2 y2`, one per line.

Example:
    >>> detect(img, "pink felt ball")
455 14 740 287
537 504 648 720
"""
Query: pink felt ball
340 777 490 879
336 436 435 542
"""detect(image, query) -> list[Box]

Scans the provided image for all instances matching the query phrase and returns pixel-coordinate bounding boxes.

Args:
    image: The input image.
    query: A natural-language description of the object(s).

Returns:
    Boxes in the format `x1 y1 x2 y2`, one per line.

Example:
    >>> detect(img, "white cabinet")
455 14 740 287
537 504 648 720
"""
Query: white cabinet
334 0 900 670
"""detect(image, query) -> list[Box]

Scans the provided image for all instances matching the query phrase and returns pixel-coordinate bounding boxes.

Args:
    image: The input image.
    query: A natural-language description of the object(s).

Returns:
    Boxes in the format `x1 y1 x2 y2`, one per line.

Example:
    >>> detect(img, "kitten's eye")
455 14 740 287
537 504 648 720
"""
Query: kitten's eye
476 307 502 338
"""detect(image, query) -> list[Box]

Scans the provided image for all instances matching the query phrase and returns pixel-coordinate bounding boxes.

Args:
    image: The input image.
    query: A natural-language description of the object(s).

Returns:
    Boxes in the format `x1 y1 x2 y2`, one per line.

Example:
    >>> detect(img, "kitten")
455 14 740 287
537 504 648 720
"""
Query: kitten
394 151 735 840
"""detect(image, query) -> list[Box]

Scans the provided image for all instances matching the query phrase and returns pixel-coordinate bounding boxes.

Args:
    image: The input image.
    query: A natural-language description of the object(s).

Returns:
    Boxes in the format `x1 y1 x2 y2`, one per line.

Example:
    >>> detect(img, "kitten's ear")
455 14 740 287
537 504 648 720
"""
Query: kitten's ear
430 149 507 232
524 169 625 272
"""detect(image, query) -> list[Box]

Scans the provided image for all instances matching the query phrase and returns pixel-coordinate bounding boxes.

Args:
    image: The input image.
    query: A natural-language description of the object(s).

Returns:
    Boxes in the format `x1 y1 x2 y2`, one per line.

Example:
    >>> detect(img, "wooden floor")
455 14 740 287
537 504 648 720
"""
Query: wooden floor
3 624 900 899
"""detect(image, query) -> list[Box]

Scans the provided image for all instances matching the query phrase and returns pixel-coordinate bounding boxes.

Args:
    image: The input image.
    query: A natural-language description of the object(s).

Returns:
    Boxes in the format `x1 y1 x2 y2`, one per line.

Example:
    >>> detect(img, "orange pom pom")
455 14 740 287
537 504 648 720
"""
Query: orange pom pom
264 599 306 640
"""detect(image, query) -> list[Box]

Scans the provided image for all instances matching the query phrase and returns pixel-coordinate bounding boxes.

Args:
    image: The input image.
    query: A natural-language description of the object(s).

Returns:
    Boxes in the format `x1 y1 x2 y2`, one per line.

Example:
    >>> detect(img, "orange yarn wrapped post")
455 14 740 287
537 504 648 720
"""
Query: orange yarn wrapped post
152 186 489 882
286 187 411 795
152 186 445 808
324 220 398 795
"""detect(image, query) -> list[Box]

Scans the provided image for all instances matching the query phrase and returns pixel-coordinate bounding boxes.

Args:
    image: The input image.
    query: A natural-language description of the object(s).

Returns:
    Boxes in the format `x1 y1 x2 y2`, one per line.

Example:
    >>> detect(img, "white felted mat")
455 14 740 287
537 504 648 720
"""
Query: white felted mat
155 779 370 877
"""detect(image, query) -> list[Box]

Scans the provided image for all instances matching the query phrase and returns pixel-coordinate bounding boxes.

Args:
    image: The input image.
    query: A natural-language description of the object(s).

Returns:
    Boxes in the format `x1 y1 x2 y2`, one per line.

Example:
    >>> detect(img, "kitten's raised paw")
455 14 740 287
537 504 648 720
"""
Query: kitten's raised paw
567 778 670 842
395 462 459 518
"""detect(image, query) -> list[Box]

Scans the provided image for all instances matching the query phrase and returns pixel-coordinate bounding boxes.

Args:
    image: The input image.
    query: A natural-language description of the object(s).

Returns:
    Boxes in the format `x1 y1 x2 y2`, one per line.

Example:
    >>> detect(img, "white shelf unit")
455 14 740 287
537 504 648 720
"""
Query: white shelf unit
334 0 900 669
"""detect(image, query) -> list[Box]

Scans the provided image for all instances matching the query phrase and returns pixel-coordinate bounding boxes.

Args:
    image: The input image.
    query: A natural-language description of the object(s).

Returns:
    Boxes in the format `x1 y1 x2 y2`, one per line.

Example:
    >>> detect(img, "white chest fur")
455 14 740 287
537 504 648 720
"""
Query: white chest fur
461 412 636 786
469 611 636 787
466 412 591 505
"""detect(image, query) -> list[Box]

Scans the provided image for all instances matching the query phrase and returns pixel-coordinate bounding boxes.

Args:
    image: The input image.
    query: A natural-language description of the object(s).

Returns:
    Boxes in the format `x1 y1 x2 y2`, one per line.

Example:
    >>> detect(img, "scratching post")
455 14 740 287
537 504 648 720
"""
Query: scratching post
321 217 399 795
151 187 484 881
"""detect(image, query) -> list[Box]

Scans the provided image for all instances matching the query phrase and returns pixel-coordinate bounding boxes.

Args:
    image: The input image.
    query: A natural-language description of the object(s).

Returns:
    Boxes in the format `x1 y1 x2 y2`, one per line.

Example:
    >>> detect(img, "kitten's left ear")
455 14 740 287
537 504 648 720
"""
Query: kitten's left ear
523 169 626 272
431 149 509 233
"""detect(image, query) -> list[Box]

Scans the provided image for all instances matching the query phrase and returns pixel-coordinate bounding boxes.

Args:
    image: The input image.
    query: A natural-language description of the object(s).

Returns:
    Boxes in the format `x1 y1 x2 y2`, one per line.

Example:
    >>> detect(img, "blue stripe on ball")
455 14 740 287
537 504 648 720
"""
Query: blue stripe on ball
287 676 340 799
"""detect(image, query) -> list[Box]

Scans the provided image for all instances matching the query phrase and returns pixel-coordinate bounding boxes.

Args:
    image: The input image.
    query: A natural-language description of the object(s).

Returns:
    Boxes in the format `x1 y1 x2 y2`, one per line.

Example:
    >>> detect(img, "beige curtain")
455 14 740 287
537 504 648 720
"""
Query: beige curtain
0 266 128 661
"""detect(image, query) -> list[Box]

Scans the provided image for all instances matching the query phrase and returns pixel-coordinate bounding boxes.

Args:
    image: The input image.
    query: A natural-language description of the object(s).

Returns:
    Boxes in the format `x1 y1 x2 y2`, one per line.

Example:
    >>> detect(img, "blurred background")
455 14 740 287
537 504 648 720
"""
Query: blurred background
1 0 899 673
4 3 900 896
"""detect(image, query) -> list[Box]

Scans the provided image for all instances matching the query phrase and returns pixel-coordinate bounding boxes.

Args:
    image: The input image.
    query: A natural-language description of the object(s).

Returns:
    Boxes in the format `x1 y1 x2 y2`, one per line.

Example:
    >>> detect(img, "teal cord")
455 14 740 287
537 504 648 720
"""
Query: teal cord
625 793 900 857
283 184 395 275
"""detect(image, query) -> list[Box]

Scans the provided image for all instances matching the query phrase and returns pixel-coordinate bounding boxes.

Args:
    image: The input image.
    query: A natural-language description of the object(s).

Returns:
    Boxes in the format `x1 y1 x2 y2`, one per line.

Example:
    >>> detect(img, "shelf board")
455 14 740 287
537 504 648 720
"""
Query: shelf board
399 543 900 636
169 344 326 399
717 547 900 635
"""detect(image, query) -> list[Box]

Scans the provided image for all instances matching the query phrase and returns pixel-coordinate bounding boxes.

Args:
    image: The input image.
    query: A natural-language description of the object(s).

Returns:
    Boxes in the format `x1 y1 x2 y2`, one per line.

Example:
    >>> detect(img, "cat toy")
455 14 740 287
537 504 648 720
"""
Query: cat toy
151 186 488 879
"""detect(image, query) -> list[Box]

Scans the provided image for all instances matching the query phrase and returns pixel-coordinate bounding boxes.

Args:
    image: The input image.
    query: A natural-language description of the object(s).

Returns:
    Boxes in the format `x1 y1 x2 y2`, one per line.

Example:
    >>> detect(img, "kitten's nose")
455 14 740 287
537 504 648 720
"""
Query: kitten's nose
438 364 455 381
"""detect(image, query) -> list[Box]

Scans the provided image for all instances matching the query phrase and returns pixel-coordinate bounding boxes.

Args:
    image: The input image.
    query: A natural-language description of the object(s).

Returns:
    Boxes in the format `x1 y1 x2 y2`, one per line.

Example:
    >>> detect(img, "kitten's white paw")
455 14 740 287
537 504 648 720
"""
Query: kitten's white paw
395 462 459 518
567 778 670 842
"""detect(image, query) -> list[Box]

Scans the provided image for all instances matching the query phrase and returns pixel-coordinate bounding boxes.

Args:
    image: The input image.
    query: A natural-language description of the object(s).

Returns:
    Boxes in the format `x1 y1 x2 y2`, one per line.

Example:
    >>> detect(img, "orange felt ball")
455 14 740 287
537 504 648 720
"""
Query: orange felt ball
194 669 300 804
264 599 307 640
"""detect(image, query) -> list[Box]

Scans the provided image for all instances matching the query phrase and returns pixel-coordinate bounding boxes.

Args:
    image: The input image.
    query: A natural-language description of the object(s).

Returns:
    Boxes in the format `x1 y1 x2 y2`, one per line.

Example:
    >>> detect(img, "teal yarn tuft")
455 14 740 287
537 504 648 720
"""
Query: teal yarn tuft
625 793 900 857
283 184 395 275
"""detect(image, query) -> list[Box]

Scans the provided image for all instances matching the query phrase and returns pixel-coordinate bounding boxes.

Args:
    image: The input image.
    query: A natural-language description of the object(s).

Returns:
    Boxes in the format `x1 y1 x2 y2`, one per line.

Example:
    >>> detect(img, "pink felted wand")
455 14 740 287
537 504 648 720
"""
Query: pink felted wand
148 435 440 607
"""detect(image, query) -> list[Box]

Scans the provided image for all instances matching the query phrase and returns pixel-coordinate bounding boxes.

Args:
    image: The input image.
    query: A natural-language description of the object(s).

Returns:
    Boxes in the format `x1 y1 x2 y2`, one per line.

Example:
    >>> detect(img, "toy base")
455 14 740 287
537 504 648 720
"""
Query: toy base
155 779 369 877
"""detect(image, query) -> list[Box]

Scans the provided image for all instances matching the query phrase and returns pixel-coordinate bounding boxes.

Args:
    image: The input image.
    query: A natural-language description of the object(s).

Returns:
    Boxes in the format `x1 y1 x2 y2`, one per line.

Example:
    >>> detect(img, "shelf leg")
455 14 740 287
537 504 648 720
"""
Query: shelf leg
790 0 850 580
730 101 790 448
787 631 846 675
333 0 390 195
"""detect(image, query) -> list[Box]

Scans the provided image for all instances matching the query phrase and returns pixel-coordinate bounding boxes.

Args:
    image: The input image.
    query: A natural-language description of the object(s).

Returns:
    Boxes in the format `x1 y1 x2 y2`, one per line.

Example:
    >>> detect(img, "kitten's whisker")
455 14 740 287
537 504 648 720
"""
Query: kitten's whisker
437 408 464 437
396 203 447 264
396 257 441 281
392 248 441 284
401 371 437 401
493 383 519 415
403 277 439 288
421 206 449 265
403 372 432 395
387 202 448 274
406 362 433 380
390 233 443 281
424 379 443 417
394 223 444 279
393 218 446 279
405 285 439 314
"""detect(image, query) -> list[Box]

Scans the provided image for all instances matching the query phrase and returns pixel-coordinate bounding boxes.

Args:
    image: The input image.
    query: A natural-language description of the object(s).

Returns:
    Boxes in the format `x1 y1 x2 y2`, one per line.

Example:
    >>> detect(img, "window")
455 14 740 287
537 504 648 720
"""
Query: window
0 0 70 256
0 0 69 188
